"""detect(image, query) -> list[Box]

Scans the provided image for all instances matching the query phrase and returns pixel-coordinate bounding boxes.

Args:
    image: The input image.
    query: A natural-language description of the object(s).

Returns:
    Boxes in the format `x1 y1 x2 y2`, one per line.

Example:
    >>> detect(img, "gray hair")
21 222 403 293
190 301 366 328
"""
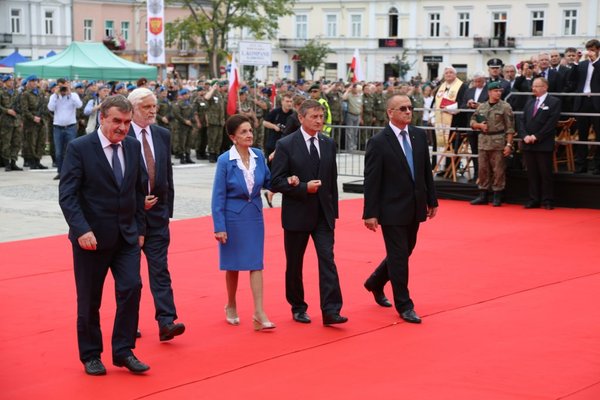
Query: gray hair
127 87 156 107
471 71 486 79
443 65 457 74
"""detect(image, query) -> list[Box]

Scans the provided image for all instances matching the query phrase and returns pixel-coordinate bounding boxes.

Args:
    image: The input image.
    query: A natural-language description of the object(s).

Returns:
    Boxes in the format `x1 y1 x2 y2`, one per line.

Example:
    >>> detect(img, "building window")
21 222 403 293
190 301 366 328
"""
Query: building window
10 9 22 34
531 11 544 36
295 15 307 39
326 14 337 37
458 12 470 37
389 7 398 37
105 20 114 38
493 12 507 39
351 14 362 38
83 20 93 41
563 9 577 36
121 21 130 42
429 13 440 37
44 11 54 35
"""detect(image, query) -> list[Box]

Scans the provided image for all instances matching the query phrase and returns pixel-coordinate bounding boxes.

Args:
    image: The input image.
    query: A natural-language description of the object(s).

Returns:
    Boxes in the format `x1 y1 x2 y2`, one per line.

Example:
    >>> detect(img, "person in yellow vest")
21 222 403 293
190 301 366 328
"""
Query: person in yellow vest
433 66 468 174
309 83 332 136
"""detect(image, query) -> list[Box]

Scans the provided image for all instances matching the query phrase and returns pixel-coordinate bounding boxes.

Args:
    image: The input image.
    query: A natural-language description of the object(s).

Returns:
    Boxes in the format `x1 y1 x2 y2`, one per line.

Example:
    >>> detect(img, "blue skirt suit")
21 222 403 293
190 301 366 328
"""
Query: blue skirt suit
211 148 271 271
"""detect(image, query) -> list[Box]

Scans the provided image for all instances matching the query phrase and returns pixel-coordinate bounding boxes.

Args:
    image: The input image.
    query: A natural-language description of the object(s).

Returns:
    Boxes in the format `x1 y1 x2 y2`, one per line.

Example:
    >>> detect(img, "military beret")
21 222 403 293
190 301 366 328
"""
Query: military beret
115 83 125 90
297 79 305 85
157 85 166 92
86 80 96 88
74 82 84 89
309 84 320 92
210 79 219 85
127 84 136 91
179 88 189 96
26 74 39 82
49 81 57 89
1 74 13 82
261 87 272 95
487 58 503 68
487 81 502 90
239 86 249 94
219 80 228 87
99 85 111 91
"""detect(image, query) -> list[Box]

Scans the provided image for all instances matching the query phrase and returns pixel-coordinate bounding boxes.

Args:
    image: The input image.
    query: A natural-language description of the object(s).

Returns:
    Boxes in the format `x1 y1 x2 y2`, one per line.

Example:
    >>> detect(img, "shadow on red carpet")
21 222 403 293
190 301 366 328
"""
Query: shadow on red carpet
1 199 599 399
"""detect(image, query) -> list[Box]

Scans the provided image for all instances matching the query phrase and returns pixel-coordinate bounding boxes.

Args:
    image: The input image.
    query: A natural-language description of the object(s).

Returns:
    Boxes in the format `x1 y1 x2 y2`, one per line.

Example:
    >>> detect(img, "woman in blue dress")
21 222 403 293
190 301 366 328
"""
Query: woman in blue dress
211 114 277 331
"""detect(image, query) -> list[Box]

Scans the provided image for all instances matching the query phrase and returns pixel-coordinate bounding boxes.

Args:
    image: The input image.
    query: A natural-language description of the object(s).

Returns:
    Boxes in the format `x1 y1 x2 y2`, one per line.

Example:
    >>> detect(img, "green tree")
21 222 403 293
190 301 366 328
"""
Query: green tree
295 39 334 80
172 0 295 78
390 50 415 81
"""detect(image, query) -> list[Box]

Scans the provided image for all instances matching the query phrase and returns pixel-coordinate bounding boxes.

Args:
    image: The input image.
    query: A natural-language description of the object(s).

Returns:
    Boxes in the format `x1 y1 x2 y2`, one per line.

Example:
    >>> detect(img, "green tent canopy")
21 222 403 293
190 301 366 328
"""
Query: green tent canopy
14 42 157 81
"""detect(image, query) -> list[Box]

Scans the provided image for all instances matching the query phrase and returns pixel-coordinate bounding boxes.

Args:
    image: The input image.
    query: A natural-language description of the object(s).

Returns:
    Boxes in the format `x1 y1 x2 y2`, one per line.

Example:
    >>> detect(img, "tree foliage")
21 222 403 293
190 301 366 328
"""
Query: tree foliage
295 39 334 80
170 0 295 77
389 50 415 80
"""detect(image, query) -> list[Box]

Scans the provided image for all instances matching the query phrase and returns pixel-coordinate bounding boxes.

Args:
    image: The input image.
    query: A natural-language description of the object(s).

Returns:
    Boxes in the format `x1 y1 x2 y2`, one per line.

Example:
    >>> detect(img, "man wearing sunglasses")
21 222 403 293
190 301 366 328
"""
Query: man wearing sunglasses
362 95 438 324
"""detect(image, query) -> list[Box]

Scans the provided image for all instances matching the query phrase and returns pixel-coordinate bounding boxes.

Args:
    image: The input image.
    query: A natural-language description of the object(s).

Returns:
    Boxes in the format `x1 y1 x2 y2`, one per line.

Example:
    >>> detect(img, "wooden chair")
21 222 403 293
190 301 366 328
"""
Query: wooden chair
553 118 576 172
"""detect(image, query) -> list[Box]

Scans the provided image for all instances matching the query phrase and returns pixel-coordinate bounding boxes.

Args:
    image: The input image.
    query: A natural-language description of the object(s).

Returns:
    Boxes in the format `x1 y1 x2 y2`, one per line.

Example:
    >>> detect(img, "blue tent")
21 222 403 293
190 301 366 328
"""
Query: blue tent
0 50 28 67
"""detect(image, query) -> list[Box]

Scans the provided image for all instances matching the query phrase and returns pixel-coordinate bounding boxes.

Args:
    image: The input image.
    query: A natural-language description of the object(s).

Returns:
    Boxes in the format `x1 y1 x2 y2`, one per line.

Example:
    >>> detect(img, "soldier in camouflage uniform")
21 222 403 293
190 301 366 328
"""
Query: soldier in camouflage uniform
204 81 225 163
172 88 196 164
469 81 515 207
0 75 23 171
237 87 258 128
155 86 174 153
325 82 344 126
20 76 48 169
74 83 88 137
193 86 208 159
42 82 55 167
360 84 377 150
249 87 270 150
373 83 387 126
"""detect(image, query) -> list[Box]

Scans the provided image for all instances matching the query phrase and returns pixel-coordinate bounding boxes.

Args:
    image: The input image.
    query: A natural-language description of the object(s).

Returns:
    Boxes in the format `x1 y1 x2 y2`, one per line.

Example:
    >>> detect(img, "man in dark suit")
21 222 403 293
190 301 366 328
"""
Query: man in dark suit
568 39 600 173
519 78 562 209
59 95 150 375
270 99 347 326
127 88 185 342
363 94 438 324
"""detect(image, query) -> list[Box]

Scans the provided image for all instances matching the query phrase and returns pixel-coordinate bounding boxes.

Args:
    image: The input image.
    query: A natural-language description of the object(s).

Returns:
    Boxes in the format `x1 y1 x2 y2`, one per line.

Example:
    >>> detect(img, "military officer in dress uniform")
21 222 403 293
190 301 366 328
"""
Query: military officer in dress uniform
469 81 515 207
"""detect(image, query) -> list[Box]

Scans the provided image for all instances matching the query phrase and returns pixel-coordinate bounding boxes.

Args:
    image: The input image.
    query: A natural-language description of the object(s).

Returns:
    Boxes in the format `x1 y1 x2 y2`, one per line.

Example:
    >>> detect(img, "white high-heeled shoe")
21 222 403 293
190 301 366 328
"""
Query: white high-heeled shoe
225 306 240 325
253 315 276 331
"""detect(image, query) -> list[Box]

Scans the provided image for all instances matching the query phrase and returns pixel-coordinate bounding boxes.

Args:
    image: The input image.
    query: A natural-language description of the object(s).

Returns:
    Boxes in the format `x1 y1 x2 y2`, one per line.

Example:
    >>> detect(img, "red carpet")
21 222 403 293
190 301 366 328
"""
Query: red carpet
1 199 600 399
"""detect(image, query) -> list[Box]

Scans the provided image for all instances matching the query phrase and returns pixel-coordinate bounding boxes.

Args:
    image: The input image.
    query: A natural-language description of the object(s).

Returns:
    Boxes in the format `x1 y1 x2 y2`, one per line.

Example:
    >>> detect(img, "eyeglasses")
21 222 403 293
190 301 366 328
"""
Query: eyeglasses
389 106 414 112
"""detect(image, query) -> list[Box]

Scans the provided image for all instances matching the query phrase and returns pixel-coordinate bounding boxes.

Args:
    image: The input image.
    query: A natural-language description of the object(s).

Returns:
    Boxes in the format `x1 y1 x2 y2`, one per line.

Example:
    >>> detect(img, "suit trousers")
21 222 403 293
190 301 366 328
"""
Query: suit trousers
523 150 554 203
142 225 178 327
365 222 420 313
283 211 343 316
73 235 142 362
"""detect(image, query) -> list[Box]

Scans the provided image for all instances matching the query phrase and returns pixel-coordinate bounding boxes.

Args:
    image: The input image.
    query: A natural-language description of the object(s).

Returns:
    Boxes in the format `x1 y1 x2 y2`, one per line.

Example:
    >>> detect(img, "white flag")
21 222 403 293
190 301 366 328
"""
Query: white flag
147 0 165 64
350 48 364 82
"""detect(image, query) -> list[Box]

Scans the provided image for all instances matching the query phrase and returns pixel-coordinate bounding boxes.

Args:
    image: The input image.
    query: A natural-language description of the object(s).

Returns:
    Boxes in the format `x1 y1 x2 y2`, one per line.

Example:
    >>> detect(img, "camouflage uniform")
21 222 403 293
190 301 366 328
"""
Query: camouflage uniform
193 94 208 159
205 90 225 162
470 100 515 192
373 92 387 126
249 93 270 150
326 90 343 125
156 95 173 151
20 87 47 168
40 91 53 163
411 93 424 127
172 96 196 163
0 83 22 168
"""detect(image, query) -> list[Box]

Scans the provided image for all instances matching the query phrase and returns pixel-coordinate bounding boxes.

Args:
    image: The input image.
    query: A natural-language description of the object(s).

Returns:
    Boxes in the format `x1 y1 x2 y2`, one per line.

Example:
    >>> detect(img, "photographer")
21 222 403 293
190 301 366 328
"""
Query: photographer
263 91 295 159
48 78 82 180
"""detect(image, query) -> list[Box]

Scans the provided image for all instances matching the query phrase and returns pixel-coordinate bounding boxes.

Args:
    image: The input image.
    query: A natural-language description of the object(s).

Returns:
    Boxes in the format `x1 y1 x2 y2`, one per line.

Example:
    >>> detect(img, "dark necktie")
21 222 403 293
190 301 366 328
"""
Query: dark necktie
309 136 320 178
400 130 414 180
141 129 155 193
111 143 123 187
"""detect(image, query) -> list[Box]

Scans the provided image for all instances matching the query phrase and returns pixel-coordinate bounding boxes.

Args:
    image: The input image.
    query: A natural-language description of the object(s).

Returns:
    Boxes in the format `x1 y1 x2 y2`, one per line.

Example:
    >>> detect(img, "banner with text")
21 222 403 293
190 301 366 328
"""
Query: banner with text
147 0 165 64
239 41 272 66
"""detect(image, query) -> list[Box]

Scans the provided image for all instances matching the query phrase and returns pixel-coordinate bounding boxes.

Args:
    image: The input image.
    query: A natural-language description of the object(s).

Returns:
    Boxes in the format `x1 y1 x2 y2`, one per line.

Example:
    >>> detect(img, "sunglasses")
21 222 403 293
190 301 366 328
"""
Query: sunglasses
389 106 414 112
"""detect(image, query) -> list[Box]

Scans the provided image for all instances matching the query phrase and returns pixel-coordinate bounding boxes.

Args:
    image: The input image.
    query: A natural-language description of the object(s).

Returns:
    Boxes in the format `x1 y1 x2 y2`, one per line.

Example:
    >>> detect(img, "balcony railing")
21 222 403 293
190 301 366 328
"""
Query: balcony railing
473 36 516 49
278 39 309 49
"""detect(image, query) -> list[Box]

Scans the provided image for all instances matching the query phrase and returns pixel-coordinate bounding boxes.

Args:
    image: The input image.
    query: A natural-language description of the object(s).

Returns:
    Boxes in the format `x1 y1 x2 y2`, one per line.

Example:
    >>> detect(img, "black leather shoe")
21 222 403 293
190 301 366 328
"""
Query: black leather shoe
136 329 142 338
113 355 150 374
53 174 60 180
400 309 422 324
542 202 555 210
323 314 348 325
159 322 186 341
364 283 392 307
292 312 311 323
84 358 107 376
524 201 541 209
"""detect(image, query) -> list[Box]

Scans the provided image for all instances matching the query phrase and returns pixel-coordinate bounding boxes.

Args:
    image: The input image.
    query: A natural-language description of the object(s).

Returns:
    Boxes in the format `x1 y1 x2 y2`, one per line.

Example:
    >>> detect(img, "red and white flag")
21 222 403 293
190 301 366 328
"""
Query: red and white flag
227 55 239 116
270 83 277 110
350 48 364 82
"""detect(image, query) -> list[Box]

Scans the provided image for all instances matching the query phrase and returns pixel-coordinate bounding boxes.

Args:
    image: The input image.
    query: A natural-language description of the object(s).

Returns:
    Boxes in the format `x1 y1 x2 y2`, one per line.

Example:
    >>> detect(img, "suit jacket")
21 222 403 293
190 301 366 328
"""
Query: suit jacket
59 131 146 250
460 86 489 110
211 148 270 233
363 125 438 225
518 95 562 152
271 130 338 231
568 59 600 110
128 124 174 230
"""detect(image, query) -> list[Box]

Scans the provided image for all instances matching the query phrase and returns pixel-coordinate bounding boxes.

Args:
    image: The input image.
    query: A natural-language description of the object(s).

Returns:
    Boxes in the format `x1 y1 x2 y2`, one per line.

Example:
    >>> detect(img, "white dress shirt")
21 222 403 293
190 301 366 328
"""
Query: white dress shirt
97 129 124 174
48 92 82 126
389 122 412 156
300 127 320 157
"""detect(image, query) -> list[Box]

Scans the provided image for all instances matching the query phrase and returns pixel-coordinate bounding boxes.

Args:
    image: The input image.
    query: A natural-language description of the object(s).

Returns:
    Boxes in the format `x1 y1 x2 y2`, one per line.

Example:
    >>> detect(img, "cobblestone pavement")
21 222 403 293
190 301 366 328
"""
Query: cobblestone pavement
0 155 363 243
